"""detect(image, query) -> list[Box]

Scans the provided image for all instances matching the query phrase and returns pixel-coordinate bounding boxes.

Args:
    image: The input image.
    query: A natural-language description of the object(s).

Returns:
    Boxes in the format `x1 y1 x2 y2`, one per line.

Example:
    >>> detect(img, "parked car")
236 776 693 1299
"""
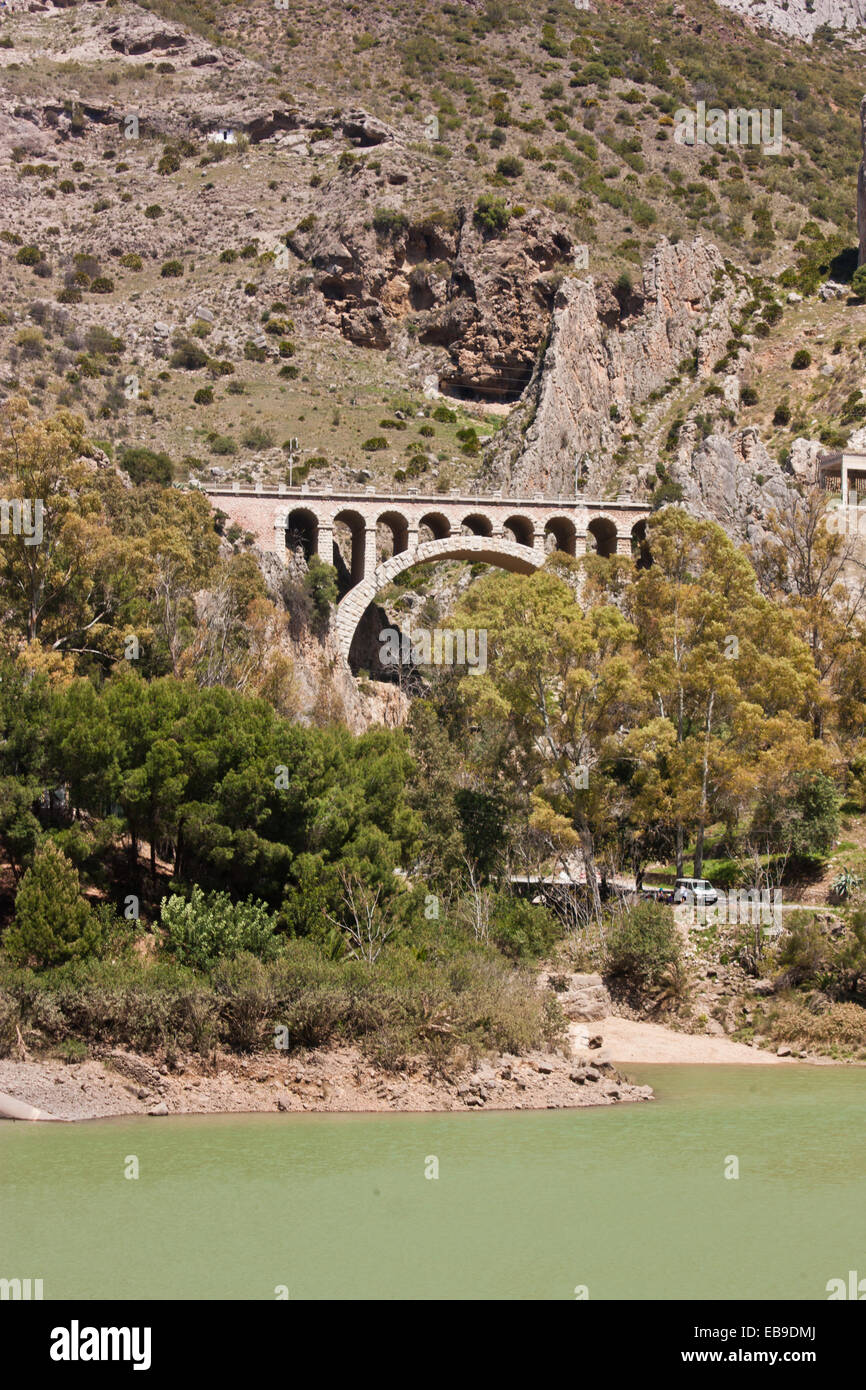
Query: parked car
673 877 718 906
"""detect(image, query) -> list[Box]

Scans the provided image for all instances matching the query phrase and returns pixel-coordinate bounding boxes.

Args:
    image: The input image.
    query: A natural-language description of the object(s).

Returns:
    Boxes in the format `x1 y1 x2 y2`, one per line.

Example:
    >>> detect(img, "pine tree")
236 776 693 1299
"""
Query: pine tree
4 842 101 967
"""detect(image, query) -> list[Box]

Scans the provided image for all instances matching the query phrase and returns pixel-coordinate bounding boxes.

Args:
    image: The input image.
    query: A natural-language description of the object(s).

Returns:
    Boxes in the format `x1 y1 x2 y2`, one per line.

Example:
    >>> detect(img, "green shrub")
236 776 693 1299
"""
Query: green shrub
605 901 680 990
169 340 208 370
496 154 524 178
209 434 237 456
120 446 173 486
161 887 282 970
193 386 214 405
84 326 123 356
15 245 42 266
362 436 388 451
15 328 44 359
775 912 831 987
119 253 143 270
473 194 511 236
161 260 184 278
791 349 811 369
241 425 274 449
373 207 409 237
304 555 338 623
490 895 558 960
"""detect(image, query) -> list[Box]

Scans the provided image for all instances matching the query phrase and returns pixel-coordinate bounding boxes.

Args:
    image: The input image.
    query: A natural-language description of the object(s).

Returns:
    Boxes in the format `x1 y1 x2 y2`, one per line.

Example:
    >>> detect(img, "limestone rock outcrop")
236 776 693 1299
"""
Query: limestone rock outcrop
486 237 736 495
713 0 866 42
421 210 574 399
546 972 611 1022
788 437 824 483
294 198 573 396
671 428 791 546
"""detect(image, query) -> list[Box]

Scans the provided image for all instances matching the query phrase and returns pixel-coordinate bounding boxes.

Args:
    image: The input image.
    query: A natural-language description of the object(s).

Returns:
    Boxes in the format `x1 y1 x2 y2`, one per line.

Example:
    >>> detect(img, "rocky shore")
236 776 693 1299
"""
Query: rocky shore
0 1042 652 1121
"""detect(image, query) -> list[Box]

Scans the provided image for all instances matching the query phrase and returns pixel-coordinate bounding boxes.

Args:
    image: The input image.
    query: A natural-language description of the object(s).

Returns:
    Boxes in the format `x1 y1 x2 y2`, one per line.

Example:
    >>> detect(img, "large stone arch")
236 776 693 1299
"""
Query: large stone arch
335 534 540 660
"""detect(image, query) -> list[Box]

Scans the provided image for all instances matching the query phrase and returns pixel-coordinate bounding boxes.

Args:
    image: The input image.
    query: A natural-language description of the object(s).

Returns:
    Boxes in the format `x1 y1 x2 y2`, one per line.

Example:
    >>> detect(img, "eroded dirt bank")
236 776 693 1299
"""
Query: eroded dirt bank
0 1043 652 1121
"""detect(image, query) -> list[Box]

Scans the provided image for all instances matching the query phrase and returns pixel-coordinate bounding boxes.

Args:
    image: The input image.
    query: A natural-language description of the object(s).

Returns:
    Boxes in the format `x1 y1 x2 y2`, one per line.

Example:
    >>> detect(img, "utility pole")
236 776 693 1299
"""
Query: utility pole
287 436 298 487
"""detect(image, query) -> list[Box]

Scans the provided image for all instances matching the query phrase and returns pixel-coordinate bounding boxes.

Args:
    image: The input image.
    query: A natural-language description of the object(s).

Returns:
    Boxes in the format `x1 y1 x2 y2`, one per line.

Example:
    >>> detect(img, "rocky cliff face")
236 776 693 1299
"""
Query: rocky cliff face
484 237 738 496
670 428 791 548
293 196 574 399
713 0 866 41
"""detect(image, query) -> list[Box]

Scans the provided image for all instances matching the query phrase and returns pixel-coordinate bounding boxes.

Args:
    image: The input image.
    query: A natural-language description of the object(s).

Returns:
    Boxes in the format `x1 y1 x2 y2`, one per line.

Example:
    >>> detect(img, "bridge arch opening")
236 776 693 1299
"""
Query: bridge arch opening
632 519 652 570
461 513 493 538
419 511 451 542
377 510 409 559
286 507 318 561
504 515 534 547
338 534 540 668
544 517 577 557
333 509 366 585
587 516 617 558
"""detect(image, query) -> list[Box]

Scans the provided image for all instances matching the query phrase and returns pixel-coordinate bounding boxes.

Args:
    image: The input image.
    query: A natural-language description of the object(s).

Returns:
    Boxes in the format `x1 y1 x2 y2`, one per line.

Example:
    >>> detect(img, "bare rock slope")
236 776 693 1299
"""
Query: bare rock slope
486 237 738 496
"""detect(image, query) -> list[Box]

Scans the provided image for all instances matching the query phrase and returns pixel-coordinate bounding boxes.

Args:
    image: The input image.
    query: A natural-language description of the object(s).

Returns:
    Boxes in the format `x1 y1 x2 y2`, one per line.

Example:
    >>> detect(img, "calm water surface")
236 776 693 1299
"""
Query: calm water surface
2 1065 864 1299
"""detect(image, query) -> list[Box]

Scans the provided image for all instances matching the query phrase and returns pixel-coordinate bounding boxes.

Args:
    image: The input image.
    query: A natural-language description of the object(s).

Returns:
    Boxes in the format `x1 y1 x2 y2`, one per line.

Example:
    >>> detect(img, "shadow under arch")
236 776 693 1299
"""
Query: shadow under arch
587 515 618 558
333 508 366 585
286 507 318 560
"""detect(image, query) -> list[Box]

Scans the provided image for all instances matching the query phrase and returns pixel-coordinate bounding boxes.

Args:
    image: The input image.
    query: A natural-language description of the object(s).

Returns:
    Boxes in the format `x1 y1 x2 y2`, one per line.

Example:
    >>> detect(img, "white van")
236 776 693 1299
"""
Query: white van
673 877 718 905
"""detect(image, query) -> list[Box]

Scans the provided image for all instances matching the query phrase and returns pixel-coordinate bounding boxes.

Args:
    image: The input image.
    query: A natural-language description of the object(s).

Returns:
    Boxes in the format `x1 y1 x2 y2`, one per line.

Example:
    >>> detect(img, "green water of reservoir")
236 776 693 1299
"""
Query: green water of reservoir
2 1064 864 1300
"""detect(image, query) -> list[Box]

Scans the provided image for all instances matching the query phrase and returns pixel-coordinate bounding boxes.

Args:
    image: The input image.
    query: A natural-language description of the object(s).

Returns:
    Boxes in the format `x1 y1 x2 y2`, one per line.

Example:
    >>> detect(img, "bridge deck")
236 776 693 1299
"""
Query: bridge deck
202 485 644 509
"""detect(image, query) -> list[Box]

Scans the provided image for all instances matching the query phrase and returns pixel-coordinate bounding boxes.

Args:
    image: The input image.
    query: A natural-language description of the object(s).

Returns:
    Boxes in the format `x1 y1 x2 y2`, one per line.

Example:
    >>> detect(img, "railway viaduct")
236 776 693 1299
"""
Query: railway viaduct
202 484 653 662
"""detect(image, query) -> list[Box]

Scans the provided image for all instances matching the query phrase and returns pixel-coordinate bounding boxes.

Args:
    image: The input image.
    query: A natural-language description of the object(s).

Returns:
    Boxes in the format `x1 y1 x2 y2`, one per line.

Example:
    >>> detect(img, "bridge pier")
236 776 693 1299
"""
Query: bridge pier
318 522 334 562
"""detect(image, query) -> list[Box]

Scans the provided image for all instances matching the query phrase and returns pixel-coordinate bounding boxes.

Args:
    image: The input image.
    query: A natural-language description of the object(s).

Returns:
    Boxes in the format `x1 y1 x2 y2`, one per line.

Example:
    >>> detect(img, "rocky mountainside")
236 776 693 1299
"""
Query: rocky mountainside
2 0 866 704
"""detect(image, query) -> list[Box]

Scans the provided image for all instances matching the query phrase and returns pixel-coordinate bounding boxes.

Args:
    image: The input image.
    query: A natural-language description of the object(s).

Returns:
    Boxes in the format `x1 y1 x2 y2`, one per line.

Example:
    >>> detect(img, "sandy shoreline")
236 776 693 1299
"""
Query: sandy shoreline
572 1017 789 1065
0 1014 809 1122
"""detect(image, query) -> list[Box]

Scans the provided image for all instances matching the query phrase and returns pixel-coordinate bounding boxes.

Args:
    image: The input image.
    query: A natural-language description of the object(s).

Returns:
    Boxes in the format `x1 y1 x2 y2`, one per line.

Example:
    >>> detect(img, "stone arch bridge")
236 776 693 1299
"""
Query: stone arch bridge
203 484 652 662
